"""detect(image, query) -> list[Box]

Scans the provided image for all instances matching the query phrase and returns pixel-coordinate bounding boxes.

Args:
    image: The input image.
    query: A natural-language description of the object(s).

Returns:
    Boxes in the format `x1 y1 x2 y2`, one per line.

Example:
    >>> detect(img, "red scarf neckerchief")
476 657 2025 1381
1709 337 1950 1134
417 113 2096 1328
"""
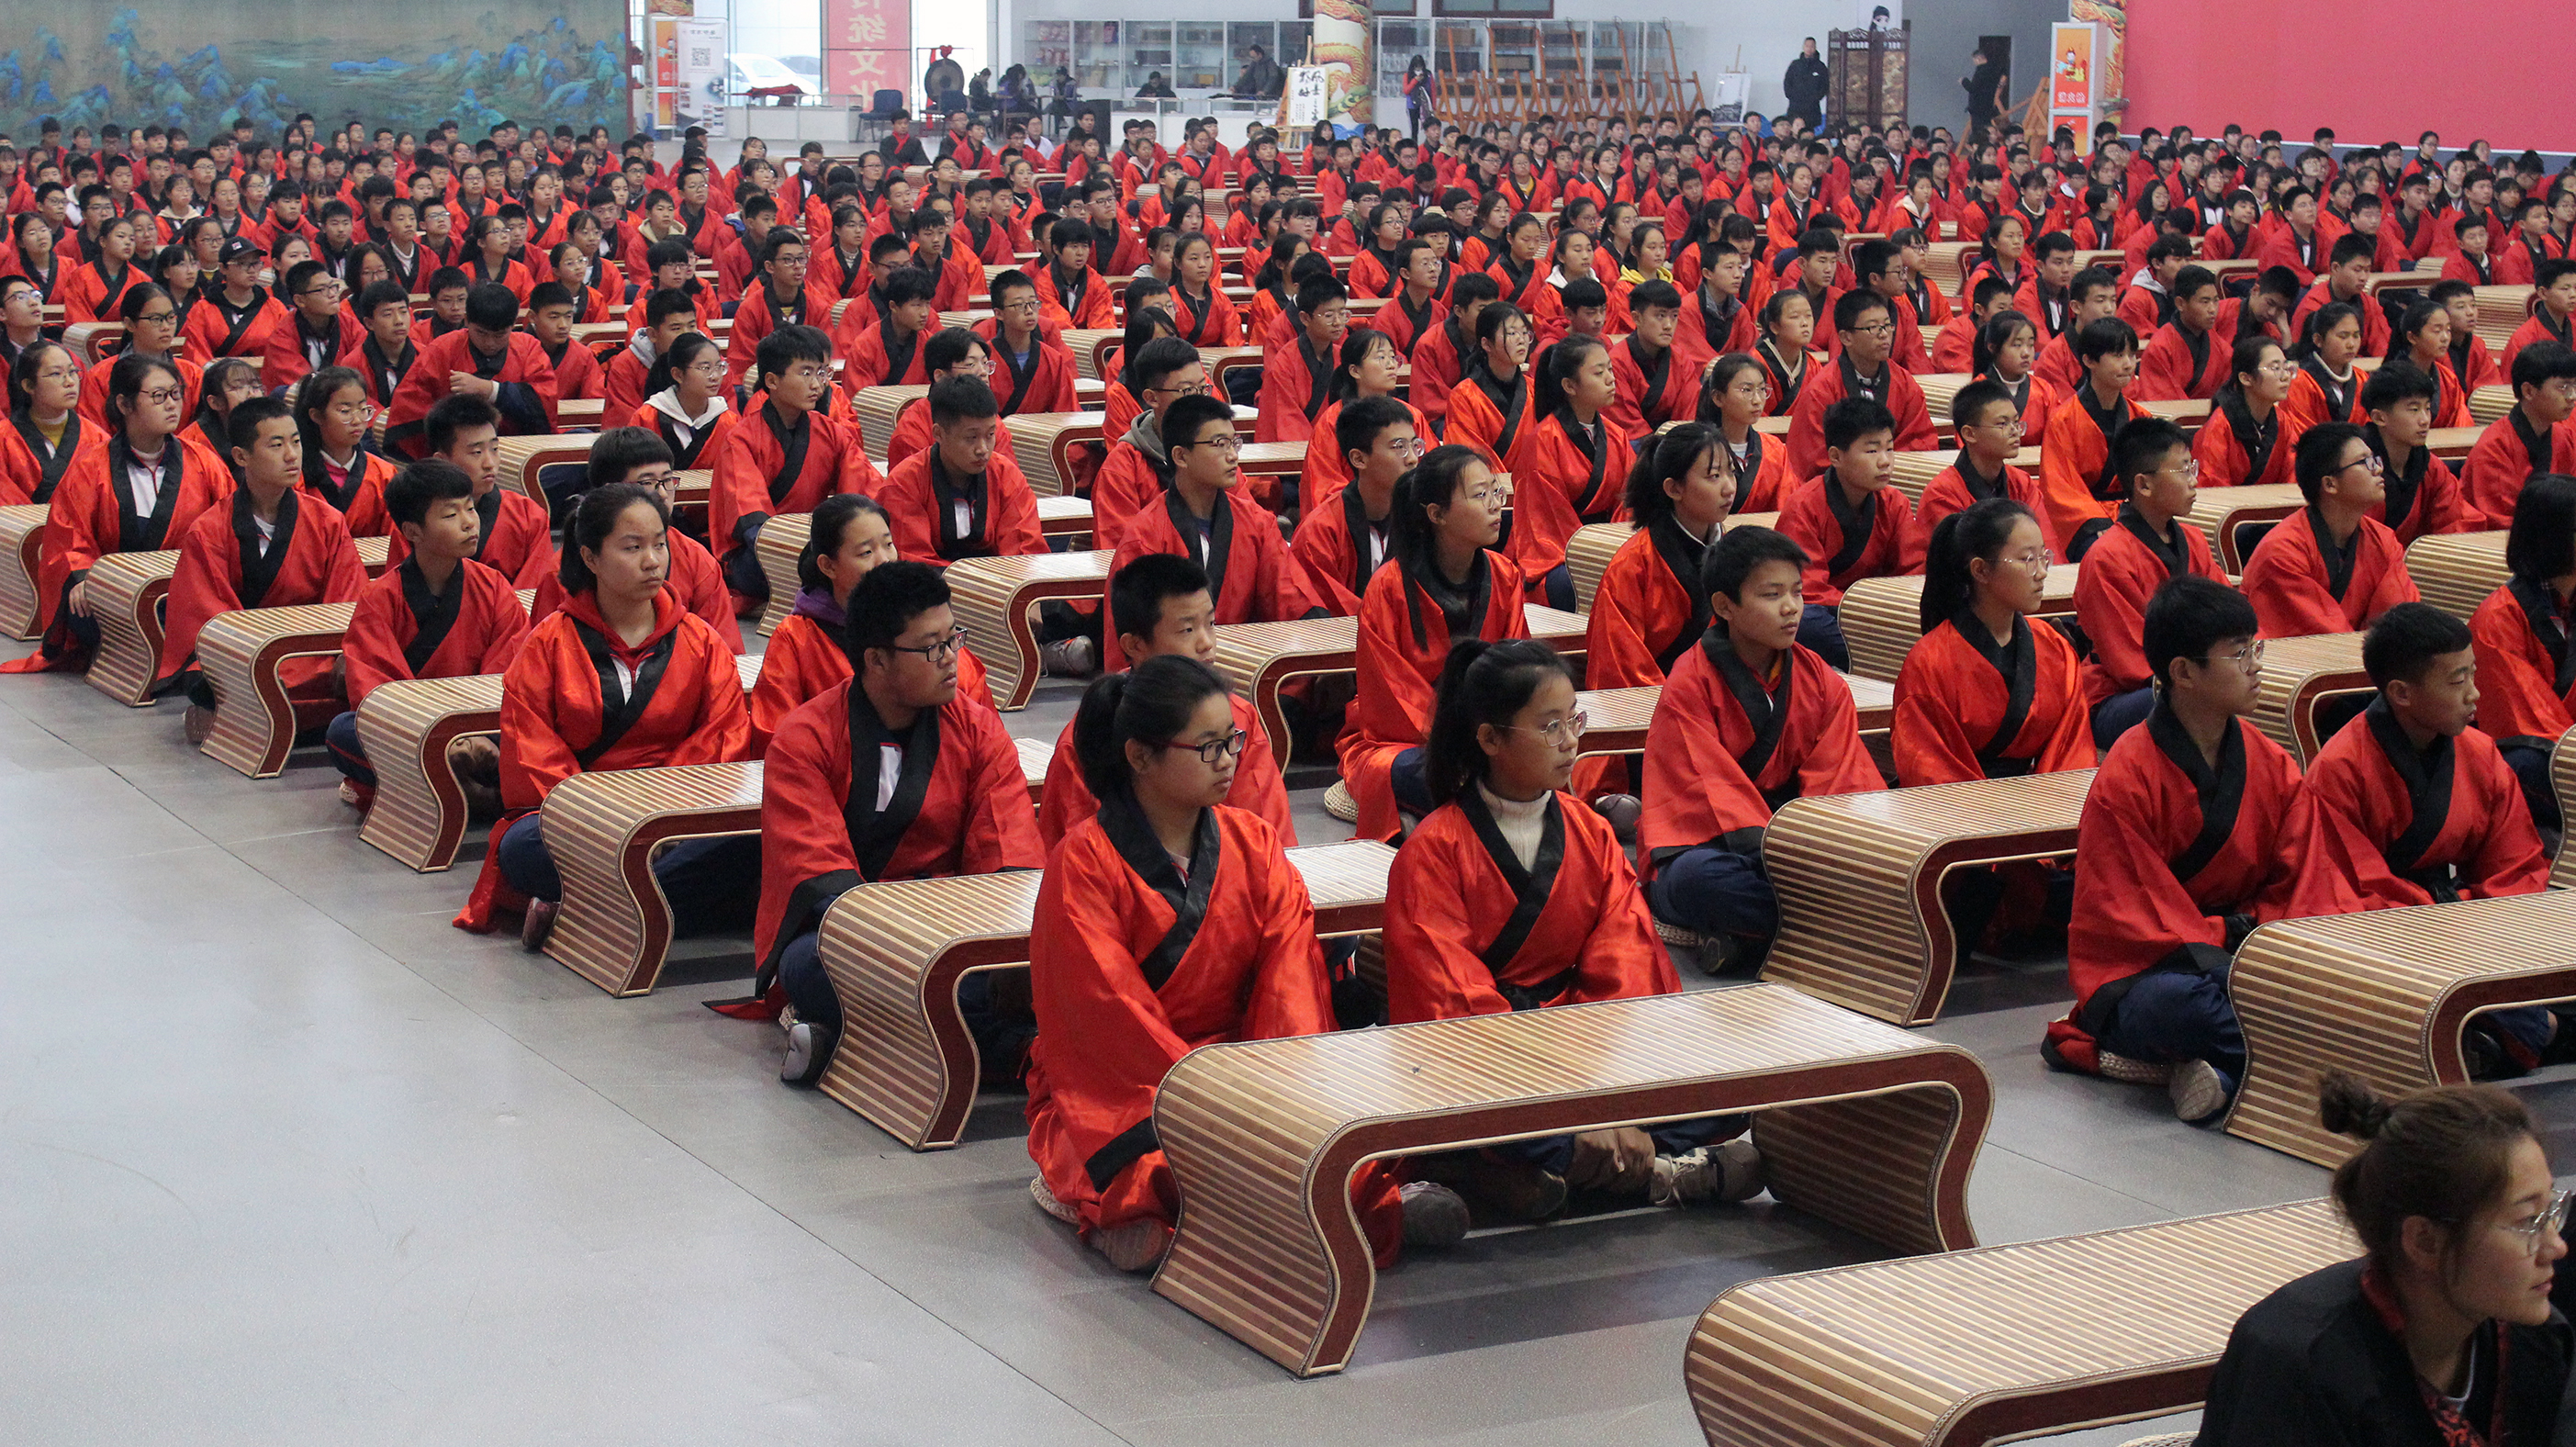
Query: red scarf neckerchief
2362 1262 2509 1447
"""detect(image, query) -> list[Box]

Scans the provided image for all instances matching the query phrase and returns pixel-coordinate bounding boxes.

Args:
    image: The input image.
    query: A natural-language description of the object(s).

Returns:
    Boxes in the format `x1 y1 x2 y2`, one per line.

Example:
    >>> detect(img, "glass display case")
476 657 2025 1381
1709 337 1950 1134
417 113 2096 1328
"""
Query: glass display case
1071 21 1125 93
1174 22 1228 90
1025 20 1073 80
1126 22 1173 87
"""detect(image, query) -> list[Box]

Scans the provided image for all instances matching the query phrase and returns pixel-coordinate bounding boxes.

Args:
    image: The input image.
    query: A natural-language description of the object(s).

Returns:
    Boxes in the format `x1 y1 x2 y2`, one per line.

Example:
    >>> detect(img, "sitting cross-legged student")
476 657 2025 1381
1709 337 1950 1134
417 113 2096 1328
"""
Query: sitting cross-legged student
459 484 757 948
755 561 1046 1076
528 429 741 651
2197 1073 2575 1447
709 323 881 604
1442 300 1545 480
1299 327 1434 510
2036 316 2148 557
1894 498 2091 785
1920 376 2052 543
1636 525 1881 970
1026 655 1436 1273
2277 302 2371 450
2044 576 2304 1123
2469 473 2576 832
1092 336 1215 548
384 282 559 457
1604 279 1699 442
1783 287 1938 479
1773 395 1925 671
327 458 532 812
2131 265 2231 402
1038 554 1293 847
1384 637 1764 1223
1340 443 1529 842
1253 275 1352 450
2033 267 2123 400
2360 361 2479 545
289 366 398 538
1101 392 1327 671
720 230 816 400
612 292 709 436
2194 335 2298 490
1505 334 1623 609
2238 421 2420 639
1691 353 1796 512
630 331 735 473
2461 339 2576 530
382 394 558 589
836 265 939 391
2282 604 2563 1076
872 376 1045 568
1291 395 1416 615
160 394 368 746
886 330 1029 472
2077 417 2228 746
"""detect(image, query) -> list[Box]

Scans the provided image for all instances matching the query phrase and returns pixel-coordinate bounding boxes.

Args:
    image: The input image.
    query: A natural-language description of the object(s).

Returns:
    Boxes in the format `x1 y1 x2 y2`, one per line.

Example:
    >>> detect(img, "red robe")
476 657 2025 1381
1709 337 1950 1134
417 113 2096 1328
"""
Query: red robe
1255 331 1338 446
2240 508 2417 638
530 527 742 654
156 487 368 687
1511 409 1623 586
384 330 561 458
1025 804 1398 1260
58 260 142 324
2045 709 2305 1072
11 432 234 662
2471 581 2576 747
2501 308 2576 383
1446 367 1547 478
1931 315 1979 374
1919 456 2056 550
752 678 1045 970
1384 789 1676 1025
2282 703 2548 916
1406 315 1473 423
1034 264 1114 331
1368 291 1449 365
0 413 98 507
836 315 933 390
1584 519 1712 691
2462 409 2576 530
1774 474 1926 608
179 291 286 362
2193 398 2294 491
341 555 530 710
2037 388 2151 548
1036 692 1291 848
1891 613 2091 786
1286 478 1393 615
1674 288 1758 365
1089 435 1173 550
384 485 557 589
873 449 1046 567
1166 284 1242 348
1099 488 1324 672
1604 337 1699 444
1299 398 1433 509
976 322 1081 416
2133 320 2231 401
2367 443 2478 547
1784 356 1938 480
747 604 993 754
260 308 366 394
2277 361 2368 447
707 403 882 567
77 356 204 431
1340 551 1529 841
630 394 739 473
1637 634 1880 877
339 335 418 412
293 448 398 539
2077 506 2226 706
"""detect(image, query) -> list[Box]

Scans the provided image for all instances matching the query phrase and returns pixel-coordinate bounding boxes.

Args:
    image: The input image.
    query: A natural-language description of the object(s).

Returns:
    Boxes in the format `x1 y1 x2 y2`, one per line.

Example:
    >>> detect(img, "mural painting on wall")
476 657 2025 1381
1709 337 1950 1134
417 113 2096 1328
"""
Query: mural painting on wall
2068 0 2125 114
0 4 626 140
1310 0 1373 129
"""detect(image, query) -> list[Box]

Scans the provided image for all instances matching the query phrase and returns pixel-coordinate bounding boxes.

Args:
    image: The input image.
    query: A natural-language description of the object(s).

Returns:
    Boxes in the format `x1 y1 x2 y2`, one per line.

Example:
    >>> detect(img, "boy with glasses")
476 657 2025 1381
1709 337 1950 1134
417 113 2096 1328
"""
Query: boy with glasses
973 270 1078 416
2074 417 2227 745
2239 421 2420 639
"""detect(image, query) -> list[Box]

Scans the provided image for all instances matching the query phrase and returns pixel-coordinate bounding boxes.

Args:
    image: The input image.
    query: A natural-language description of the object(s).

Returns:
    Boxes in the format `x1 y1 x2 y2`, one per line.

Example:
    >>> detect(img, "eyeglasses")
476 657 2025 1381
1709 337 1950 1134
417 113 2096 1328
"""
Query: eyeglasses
1159 727 1249 765
1146 379 1211 398
2337 453 2387 477
138 385 185 405
2000 548 2054 571
2487 1188 2575 1257
1507 711 1590 745
2164 457 2202 480
1850 320 1897 337
134 309 177 325
1176 432 1240 455
888 625 970 664
1973 413 2026 434
998 297 1041 315
2198 639 2265 671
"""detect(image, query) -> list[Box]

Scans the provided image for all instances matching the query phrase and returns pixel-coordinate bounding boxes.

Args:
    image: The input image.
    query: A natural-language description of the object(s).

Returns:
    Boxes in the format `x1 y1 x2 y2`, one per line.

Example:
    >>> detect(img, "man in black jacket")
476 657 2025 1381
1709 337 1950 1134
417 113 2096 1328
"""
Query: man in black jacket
1783 38 1829 129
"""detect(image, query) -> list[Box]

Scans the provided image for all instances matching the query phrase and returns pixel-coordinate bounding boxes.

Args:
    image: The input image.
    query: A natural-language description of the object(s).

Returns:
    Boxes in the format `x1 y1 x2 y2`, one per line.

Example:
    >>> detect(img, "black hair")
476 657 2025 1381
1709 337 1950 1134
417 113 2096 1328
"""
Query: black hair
2328 232 2375 268
1421 637 1573 806
1973 308 2038 378
1951 376 2016 431
882 267 938 308
2512 340 2576 395
1919 498 2040 633
1162 392 1236 454
1621 421 1726 527
2362 358 2439 412
924 326 988 376
526 281 575 315
755 323 833 390
424 393 500 455
1703 524 1809 602
225 393 296 454
796 491 892 592
926 375 998 427
1831 287 1891 332
1630 278 1682 314
355 278 411 322
2506 473 2576 585
1335 393 1413 465
1821 395 1897 452
2076 315 2140 363
1109 552 1214 642
384 458 476 530
1387 443 1493 577
1070 654 1229 802
587 426 675 489
2293 421 2370 504
1131 335 1204 395
557 482 667 594
843 558 952 657
2299 300 2365 360
2112 416 2191 497
458 281 515 331
2361 600 2472 688
2143 572 2261 686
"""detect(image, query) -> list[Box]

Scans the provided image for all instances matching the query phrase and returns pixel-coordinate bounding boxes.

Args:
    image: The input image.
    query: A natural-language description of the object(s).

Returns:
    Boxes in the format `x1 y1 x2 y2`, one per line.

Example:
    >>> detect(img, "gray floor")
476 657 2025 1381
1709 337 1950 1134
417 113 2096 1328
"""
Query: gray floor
2 626 2427 1447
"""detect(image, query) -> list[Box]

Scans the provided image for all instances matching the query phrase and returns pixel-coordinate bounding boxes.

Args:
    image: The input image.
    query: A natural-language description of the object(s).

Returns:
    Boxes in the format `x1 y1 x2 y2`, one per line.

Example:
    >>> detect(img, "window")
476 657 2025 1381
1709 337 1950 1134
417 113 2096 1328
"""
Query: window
1436 0 1551 17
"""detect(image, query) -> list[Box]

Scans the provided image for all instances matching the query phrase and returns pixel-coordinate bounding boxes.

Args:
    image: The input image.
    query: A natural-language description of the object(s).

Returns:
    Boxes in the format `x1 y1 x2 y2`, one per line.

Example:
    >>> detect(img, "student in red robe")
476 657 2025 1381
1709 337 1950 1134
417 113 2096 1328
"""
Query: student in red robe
1444 301 1546 480
528 431 741 652
287 365 397 538
1165 232 1242 347
2193 336 2296 491
1966 308 2062 441
1635 526 1881 968
0 340 94 508
5 353 232 673
384 283 560 457
978 271 1081 418
628 331 735 472
2470 474 2576 830
2043 576 2303 1121
159 394 367 740
342 280 420 413
1038 554 1293 847
1383 637 1762 1221
2075 416 2226 745
1253 276 1351 450
1366 238 1454 364
1299 328 1434 510
178 238 286 364
1090 337 1208 551
1583 425 1733 698
1509 335 1620 609
2281 604 2560 1074
755 560 1046 1075
1100 393 1326 671
715 231 815 400
2463 340 2576 529
75 286 202 431
1341 444 1528 841
1931 277 2011 375
1691 353 1796 512
1026 654 1428 1271
2037 317 2149 556
2040 268 2130 398
2278 302 2369 448
873 376 1047 575
1604 280 1697 443
1893 498 2090 786
708 324 881 601
2287 236 2395 361
1783 289 1937 479
1921 376 2051 543
465 484 756 947
835 265 937 392
58 212 142 323
2500 259 2576 381
326 459 532 809
256 259 365 395
1406 273 1500 426
1290 396 1413 648
2132 265 2229 401
374 395 556 595
2360 362 2478 546
1775 395 1924 670
1033 221 1114 331
2239 422 2419 638
1674 243 1758 364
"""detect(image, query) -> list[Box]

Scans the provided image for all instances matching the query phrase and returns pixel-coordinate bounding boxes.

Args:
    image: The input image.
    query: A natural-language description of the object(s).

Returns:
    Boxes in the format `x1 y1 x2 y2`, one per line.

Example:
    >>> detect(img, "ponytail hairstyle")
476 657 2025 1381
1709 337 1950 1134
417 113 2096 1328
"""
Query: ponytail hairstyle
1386 443 1492 577
2298 299 2364 362
1977 211 2028 269
1622 421 1727 527
1070 654 1229 802
196 356 260 426
795 491 893 592
2319 1070 2537 1280
1115 306 1177 390
116 280 174 331
1329 325 1396 402
1918 498 2038 634
2220 333 2284 407
1697 351 1769 424
2504 473 2576 588
557 481 667 594
2391 297 2445 362
1973 308 2039 378
292 365 366 455
1539 332 1606 421
8 341 73 419
1253 231 1306 290
1760 285 1812 342
1421 637 1574 807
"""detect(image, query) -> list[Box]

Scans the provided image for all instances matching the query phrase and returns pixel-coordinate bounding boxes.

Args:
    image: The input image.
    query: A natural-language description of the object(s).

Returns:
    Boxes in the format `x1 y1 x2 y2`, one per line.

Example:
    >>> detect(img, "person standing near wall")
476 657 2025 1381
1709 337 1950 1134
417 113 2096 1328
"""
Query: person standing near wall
1964 49 2008 140
1405 56 1434 143
1783 39 1829 130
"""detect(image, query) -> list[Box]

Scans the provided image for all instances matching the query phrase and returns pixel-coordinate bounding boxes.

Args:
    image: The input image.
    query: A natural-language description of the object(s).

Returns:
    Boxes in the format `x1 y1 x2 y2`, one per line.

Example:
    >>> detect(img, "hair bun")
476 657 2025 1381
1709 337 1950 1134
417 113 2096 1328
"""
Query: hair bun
2318 1070 2393 1140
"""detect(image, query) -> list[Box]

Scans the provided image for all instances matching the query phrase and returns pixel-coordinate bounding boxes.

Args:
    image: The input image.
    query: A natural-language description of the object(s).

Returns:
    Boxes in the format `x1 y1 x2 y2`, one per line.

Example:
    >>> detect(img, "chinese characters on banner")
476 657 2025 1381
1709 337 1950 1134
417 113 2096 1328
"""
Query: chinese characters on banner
2049 20 2098 152
828 0 912 103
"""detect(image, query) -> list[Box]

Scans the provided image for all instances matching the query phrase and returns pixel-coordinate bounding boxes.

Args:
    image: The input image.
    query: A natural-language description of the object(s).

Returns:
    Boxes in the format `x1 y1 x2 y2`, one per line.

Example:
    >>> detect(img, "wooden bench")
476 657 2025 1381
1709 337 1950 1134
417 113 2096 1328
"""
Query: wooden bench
2426 426 2482 461
1150 981 1995 1377
495 434 596 506
540 760 767 995
1920 241 1975 297
1036 494 1093 546
1236 441 1307 485
355 673 508 872
84 549 182 706
353 534 389 578
853 383 931 462
1682 1198 2355 1447
2246 631 2373 764
752 512 811 637
0 503 45 639
1003 411 1104 497
1565 522 1630 611
194 601 357 778
1840 567 2082 683
2229 889 2576 1166
944 550 1114 709
813 840 1394 1150
1884 446 2044 510
2362 270 2439 297
2473 285 2535 353
2550 730 2576 889
1209 605 1591 770
1764 769 2094 1025
2406 529 2508 621
1914 372 1972 421
1064 327 1120 380
2182 483 2306 574
1575 677 1896 760
2470 384 2513 424
1200 345 1268 396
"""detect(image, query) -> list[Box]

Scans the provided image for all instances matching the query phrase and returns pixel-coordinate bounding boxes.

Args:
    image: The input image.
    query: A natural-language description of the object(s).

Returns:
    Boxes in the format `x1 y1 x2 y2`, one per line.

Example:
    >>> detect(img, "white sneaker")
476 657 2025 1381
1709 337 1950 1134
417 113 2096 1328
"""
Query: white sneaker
1650 1138 1765 1206
1092 1217 1175 1273
1027 1174 1081 1225
1323 780 1359 823
2095 1049 2174 1085
2168 1060 2234 1125
1040 636 1097 678
1398 1180 1471 1248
